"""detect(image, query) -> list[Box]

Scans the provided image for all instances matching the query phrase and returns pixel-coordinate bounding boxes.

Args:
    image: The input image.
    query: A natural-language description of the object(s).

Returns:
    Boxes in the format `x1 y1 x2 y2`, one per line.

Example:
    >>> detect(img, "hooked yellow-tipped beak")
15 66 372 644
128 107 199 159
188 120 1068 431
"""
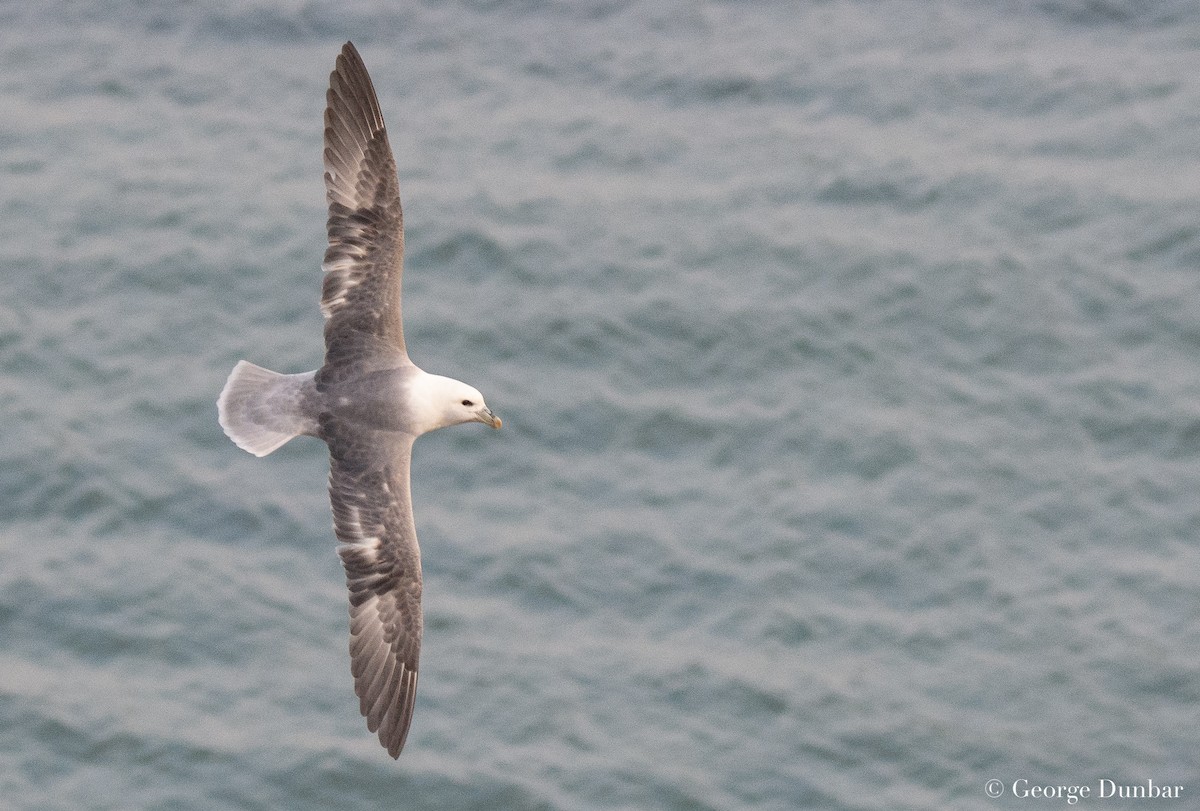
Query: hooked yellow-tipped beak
480 407 501 429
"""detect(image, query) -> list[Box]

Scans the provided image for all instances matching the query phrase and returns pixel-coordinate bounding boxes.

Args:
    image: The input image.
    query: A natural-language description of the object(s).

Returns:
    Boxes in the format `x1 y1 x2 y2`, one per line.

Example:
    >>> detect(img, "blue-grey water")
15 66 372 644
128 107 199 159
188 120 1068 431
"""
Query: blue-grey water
3 2 1199 809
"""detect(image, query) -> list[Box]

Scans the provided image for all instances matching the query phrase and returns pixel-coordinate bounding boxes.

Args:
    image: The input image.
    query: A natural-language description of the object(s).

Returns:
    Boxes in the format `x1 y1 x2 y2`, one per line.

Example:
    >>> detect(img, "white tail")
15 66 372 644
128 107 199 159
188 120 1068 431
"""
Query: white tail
217 361 319 457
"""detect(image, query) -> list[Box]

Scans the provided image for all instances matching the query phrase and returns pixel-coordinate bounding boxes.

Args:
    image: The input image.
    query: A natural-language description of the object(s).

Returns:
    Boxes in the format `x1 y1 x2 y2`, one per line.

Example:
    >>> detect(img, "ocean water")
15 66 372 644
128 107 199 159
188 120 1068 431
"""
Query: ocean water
2 1 1199 808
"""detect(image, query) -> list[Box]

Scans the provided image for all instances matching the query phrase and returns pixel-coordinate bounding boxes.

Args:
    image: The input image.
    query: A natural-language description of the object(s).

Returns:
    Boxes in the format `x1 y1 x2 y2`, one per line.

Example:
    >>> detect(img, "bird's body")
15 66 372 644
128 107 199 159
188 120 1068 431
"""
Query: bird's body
217 42 500 758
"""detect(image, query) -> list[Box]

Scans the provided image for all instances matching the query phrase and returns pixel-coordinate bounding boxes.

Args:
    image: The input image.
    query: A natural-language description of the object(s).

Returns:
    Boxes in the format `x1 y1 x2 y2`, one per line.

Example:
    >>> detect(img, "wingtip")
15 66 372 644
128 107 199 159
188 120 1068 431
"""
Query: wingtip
340 41 362 64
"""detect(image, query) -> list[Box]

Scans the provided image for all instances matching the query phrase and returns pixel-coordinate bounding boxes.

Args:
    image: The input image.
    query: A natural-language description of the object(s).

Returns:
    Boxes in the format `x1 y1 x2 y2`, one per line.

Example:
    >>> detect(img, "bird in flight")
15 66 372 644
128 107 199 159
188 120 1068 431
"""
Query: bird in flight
218 41 501 758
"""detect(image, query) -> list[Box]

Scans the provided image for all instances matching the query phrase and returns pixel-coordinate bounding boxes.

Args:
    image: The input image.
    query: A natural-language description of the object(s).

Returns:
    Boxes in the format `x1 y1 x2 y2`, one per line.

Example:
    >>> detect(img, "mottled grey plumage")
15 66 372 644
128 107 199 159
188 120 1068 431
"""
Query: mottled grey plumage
320 42 407 363
217 42 500 759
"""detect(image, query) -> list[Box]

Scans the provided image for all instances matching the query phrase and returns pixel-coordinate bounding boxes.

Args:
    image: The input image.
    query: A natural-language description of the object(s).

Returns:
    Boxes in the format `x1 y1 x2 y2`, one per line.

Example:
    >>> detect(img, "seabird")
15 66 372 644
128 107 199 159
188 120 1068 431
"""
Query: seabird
217 41 501 758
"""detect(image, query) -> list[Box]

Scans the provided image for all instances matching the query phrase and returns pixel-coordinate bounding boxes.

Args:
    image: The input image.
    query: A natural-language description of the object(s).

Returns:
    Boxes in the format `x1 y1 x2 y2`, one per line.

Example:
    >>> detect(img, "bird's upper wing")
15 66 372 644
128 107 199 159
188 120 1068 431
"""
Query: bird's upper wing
321 42 407 365
322 416 422 758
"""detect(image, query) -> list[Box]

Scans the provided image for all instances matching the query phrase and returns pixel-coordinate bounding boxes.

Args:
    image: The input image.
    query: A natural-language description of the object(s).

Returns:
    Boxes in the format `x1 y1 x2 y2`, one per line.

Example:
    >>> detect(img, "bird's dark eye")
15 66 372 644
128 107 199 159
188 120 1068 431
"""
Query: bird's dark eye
461 399 473 407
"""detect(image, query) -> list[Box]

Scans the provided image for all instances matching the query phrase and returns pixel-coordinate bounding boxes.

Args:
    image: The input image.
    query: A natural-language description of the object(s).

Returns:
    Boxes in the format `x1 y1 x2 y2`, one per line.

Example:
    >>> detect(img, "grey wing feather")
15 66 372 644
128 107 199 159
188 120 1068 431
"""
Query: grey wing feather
322 42 407 361
323 417 422 758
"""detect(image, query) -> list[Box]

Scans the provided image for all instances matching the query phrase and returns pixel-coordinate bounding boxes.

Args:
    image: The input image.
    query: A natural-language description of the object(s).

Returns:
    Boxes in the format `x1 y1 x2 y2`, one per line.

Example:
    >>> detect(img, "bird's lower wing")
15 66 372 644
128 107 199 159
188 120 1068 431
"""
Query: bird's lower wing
324 419 422 758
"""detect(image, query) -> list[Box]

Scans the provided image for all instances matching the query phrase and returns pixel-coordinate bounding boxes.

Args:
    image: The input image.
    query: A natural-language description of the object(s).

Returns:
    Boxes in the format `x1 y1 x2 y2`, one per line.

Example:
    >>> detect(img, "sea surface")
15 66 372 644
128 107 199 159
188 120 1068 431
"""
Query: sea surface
2 2 1199 809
